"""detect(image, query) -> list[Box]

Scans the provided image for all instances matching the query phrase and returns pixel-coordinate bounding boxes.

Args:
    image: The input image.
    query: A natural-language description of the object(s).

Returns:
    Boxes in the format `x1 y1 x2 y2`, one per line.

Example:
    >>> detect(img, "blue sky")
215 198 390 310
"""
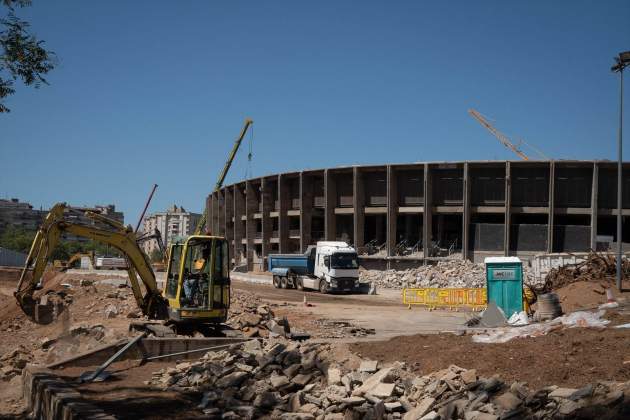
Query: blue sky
1 1 629 225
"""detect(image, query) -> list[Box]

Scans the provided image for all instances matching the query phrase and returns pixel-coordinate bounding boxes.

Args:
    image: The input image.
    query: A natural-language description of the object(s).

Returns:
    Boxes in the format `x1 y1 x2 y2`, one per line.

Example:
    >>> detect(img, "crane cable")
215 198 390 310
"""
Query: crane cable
245 122 254 179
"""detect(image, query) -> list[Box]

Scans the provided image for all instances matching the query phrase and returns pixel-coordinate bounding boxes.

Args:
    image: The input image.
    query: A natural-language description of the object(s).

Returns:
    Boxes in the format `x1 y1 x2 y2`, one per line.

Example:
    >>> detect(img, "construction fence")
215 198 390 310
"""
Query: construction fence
402 287 487 311
0 246 27 267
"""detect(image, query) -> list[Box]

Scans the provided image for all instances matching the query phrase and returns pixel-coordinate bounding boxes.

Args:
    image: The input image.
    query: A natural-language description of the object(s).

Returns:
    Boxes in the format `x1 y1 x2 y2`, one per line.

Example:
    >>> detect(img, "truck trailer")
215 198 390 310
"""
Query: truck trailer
268 241 360 293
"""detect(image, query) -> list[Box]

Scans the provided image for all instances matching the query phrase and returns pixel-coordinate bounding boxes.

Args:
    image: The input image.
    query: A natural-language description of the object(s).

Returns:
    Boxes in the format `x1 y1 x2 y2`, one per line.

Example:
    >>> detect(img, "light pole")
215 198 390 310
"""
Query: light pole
612 51 630 291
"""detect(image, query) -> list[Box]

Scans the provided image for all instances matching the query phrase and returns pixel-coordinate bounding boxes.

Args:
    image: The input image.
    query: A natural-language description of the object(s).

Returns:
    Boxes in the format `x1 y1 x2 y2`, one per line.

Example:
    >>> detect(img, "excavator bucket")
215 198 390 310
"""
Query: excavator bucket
17 293 66 325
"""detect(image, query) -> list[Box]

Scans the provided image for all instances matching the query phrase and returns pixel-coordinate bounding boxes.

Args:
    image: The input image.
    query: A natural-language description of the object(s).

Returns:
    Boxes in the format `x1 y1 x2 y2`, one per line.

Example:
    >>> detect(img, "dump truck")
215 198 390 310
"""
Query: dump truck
268 241 360 293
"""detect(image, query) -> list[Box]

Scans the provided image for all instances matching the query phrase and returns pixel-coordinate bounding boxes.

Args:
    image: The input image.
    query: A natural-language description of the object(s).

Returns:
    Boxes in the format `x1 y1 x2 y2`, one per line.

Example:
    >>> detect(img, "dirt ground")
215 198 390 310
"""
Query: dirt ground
0 270 431 416
1 268 630 418
231 279 469 340
351 325 630 389
553 280 625 312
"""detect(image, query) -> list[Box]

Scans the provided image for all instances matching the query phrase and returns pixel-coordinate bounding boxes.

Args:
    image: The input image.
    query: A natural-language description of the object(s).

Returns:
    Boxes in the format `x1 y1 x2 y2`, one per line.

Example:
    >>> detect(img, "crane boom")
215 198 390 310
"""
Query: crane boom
468 109 529 161
195 118 253 235
215 118 253 192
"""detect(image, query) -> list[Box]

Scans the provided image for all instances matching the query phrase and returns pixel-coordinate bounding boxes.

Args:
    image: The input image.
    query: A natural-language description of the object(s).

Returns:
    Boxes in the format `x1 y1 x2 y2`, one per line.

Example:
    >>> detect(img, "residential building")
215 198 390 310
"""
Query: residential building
62 204 125 242
0 198 47 235
142 205 201 255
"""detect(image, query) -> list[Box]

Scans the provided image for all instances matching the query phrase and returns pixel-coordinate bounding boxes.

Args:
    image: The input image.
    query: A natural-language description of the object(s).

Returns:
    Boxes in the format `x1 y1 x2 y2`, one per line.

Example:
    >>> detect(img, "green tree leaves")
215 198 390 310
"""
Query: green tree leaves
1 0 54 112
0 226 122 260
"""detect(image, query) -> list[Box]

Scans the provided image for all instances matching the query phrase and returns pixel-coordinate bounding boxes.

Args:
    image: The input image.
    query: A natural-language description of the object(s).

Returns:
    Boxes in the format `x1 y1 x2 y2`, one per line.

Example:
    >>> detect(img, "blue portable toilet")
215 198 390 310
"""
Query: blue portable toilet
484 257 523 318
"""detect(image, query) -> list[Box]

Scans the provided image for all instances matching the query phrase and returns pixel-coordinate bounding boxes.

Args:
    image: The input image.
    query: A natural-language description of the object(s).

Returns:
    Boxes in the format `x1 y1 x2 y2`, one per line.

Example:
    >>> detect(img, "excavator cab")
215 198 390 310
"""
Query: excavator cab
163 235 230 324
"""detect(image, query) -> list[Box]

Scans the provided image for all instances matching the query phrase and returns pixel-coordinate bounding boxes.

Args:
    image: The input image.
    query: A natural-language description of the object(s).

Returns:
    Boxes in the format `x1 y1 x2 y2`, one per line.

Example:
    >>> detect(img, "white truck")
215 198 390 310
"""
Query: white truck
268 241 360 293
95 257 128 270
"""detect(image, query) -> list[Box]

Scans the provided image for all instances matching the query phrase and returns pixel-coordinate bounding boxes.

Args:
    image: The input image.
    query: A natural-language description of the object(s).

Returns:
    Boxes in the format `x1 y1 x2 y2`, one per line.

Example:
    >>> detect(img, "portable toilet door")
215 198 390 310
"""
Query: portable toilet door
484 257 523 318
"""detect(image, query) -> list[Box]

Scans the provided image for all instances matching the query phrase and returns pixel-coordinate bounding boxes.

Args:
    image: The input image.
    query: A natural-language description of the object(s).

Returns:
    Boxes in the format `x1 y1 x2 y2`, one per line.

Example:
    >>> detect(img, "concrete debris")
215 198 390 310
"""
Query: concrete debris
0 345 32 381
104 304 118 319
359 360 379 374
479 301 508 328
226 290 286 338
540 251 630 293
312 319 375 339
148 339 630 419
360 261 539 290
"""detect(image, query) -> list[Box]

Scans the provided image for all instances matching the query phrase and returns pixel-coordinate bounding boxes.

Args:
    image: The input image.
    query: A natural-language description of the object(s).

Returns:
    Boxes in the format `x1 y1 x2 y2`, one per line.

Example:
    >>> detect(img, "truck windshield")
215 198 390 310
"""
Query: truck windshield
331 253 358 269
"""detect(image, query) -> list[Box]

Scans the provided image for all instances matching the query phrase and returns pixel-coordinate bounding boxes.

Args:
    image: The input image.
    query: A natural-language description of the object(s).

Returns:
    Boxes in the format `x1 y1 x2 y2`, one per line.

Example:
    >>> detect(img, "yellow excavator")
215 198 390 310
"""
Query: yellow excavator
15 119 254 332
53 251 95 271
15 203 230 329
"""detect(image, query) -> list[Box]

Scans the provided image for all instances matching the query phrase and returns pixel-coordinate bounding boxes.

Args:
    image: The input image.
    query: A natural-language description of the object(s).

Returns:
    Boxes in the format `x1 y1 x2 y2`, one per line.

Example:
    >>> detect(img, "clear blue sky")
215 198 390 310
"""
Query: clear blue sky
1 1 629 225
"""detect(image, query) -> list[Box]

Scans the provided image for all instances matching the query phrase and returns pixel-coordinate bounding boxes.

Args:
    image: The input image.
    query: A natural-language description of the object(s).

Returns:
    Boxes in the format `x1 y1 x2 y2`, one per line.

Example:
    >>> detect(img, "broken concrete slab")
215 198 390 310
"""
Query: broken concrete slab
494 392 522 411
358 360 378 373
352 367 393 396
480 301 507 328
369 382 396 398
327 367 342 386
403 397 435 420
549 387 578 399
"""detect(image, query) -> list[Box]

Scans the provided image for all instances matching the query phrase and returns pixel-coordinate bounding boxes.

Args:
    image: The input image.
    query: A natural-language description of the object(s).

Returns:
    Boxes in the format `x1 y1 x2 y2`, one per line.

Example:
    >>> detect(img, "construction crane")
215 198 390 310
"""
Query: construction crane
194 118 254 235
468 109 548 161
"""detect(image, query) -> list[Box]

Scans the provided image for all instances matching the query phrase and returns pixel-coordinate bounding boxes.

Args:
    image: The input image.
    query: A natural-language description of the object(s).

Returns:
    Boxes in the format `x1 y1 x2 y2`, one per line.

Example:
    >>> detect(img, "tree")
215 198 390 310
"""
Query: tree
0 225 35 253
0 225 123 260
1 0 55 112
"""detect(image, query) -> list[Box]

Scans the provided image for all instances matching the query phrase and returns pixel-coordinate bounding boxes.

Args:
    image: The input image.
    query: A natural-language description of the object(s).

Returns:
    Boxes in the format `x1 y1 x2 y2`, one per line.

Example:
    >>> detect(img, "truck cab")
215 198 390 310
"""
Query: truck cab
313 242 360 292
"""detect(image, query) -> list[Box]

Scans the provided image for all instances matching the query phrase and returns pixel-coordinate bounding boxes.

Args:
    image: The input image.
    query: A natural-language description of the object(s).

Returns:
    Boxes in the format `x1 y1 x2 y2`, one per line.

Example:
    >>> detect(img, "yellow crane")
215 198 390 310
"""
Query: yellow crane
195 118 254 235
468 109 548 161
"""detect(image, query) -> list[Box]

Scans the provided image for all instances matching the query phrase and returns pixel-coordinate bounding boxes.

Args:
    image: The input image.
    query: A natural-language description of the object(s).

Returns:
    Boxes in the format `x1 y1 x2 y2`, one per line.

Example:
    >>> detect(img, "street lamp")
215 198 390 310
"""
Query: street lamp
612 51 630 291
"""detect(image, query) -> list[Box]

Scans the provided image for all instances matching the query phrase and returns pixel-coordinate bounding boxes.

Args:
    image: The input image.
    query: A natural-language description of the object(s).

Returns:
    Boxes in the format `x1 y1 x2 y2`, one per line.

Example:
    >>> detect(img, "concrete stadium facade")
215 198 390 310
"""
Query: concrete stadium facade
207 160 630 271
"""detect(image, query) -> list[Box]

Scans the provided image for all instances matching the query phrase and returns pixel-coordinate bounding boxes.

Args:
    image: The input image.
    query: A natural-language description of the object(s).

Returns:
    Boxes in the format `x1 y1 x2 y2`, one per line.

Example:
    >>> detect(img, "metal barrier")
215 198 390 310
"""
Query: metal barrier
402 287 487 311
0 246 27 267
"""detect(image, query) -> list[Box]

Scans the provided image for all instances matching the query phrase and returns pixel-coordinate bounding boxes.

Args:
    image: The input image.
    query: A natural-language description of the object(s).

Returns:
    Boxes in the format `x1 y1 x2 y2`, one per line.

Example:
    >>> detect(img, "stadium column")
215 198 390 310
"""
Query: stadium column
504 161 512 257
463 163 471 261
245 180 257 271
325 169 336 241
547 161 555 253
590 162 599 250
423 164 432 260
300 172 313 252
353 166 365 249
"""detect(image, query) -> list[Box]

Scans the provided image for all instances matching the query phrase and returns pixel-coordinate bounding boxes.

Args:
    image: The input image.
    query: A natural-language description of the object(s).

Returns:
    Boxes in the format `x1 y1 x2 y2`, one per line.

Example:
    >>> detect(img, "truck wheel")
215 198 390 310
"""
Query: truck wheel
273 276 281 288
319 279 329 294
296 278 304 290
281 277 288 289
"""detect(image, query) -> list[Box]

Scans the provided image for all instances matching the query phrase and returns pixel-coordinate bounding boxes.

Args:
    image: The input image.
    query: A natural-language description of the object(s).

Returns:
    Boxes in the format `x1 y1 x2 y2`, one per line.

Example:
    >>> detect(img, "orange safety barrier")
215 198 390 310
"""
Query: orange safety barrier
402 287 487 311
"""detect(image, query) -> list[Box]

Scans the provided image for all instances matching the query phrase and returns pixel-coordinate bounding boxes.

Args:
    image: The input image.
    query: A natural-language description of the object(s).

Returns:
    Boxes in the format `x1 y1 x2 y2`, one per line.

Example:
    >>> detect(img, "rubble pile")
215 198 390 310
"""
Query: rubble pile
226 290 281 338
541 251 630 293
76 281 141 319
360 261 486 290
0 345 32 382
148 338 630 419
361 261 538 290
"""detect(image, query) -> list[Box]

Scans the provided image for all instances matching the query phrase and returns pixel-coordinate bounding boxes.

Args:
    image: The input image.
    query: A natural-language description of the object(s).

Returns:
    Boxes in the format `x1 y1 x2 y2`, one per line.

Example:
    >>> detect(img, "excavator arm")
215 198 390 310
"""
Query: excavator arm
16 203 168 322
